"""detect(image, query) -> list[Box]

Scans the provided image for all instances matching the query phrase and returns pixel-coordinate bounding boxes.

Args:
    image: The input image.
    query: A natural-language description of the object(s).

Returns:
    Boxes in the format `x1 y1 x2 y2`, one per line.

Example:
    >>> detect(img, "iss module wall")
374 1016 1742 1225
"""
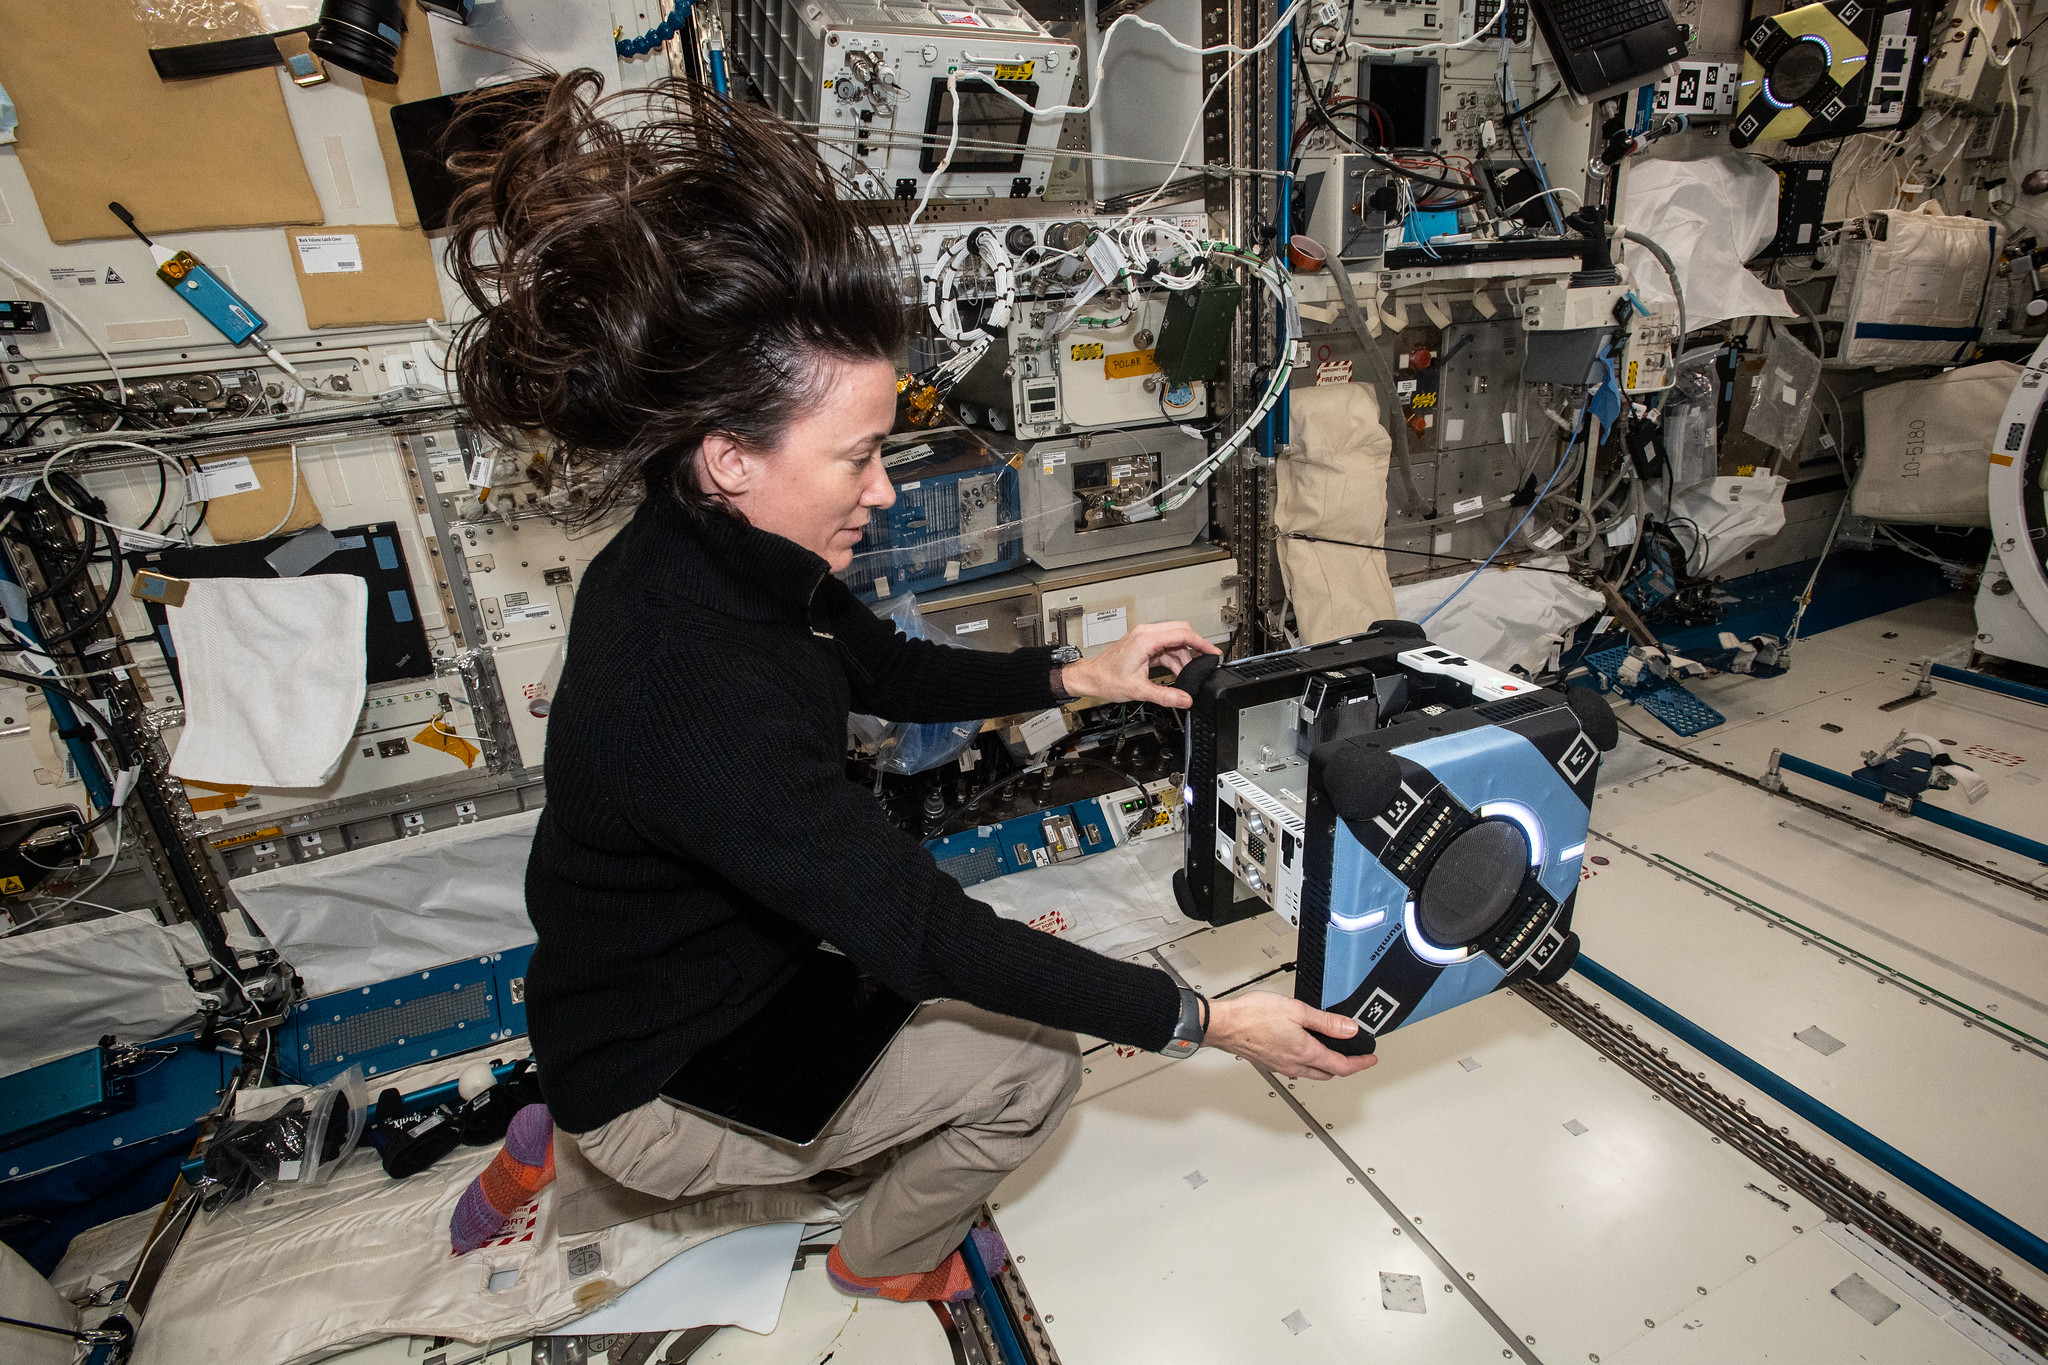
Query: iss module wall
5 0 2048 1360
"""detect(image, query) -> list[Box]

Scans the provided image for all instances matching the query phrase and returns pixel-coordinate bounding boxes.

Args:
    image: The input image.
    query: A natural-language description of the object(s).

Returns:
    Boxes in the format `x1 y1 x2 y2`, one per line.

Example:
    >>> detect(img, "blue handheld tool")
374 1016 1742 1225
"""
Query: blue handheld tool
108 201 298 379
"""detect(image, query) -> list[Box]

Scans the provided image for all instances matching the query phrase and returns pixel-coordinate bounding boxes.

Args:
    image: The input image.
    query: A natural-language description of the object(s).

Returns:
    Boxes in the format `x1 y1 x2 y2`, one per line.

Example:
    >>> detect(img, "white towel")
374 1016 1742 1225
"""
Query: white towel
167 576 369 788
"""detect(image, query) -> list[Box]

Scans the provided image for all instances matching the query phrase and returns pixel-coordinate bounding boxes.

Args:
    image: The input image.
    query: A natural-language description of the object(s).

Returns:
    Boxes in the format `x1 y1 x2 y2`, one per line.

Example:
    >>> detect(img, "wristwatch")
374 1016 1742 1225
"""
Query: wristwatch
1162 986 1209 1058
1049 644 1082 701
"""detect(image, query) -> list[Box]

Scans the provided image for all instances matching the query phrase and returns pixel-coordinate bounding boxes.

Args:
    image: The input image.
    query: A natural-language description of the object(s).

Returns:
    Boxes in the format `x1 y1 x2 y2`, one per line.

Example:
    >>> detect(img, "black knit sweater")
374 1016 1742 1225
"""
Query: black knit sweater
524 493 1184 1132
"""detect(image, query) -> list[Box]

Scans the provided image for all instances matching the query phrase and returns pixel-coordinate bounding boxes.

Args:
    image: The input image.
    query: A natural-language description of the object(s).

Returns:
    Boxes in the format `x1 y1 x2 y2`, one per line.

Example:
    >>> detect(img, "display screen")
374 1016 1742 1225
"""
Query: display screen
390 86 551 232
1360 59 1437 152
921 76 1039 173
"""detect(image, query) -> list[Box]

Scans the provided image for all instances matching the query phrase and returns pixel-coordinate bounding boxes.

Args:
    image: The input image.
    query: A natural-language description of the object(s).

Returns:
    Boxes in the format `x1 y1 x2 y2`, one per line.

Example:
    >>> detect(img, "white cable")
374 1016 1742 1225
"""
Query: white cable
909 0 1310 229
0 809 123 937
0 251 126 429
1974 0 2018 66
42 440 194 549
925 229 1016 343
1102 45 1259 236
1120 247 1301 514
254 445 302 540
1500 186 1582 217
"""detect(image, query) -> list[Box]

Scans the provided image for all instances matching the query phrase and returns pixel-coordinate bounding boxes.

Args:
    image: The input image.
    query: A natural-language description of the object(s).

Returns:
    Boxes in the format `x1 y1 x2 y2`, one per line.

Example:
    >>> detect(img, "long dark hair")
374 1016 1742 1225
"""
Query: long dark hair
444 72 907 524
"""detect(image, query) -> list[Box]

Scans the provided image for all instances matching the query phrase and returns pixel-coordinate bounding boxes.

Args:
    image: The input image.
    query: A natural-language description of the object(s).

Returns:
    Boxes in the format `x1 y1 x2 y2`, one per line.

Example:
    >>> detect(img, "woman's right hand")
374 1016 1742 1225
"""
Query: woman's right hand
1205 991 1379 1081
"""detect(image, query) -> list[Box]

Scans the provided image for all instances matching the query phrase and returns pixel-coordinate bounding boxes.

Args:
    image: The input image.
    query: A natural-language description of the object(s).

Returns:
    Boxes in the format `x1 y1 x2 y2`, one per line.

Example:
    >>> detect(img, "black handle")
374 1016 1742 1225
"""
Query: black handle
108 201 152 247
1564 207 1612 275
1309 1026 1377 1058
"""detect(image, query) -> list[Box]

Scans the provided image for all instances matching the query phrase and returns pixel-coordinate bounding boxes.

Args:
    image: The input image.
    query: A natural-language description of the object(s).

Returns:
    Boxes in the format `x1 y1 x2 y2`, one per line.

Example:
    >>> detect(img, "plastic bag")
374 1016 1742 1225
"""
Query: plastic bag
848 594 987 775
1662 348 1722 491
200 1066 369 1208
1741 330 1821 454
126 1 318 47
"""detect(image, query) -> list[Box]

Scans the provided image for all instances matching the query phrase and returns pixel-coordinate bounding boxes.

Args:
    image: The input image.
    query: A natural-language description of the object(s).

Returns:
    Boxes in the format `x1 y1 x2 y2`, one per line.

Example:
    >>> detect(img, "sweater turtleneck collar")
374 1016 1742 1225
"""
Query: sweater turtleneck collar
630 491 834 625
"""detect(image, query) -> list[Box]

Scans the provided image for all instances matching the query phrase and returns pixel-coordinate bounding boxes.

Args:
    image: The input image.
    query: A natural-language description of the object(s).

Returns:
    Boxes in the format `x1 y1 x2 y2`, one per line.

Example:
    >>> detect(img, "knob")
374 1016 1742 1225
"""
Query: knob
1046 221 1087 252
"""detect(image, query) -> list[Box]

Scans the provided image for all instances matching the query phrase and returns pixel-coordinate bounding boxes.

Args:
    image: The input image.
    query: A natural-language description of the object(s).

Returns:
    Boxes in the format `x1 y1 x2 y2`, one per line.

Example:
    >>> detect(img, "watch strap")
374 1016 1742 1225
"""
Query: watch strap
1162 985 1207 1058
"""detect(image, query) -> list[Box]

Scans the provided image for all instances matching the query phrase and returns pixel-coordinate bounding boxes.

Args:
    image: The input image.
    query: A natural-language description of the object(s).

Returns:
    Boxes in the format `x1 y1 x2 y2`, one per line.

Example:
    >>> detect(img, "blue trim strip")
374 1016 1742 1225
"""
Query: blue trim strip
1779 752 2048 865
1 570 114 812
1574 955 2048 1278
1264 22 1293 461
1908 798 2048 864
1852 322 1984 341
1779 751 1889 801
1932 662 2048 707
961 1230 1028 1365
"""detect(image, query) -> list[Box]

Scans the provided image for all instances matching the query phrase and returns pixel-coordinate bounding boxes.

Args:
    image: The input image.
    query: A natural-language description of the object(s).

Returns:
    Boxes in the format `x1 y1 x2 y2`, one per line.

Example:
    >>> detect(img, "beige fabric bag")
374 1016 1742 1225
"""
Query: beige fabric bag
1276 383 1397 642
1853 361 2020 527
1831 204 1999 368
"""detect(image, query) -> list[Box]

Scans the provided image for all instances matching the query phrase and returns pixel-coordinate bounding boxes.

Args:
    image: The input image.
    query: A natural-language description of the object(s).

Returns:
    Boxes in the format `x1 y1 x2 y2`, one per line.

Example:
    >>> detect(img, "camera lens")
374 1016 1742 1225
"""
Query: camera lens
310 0 408 85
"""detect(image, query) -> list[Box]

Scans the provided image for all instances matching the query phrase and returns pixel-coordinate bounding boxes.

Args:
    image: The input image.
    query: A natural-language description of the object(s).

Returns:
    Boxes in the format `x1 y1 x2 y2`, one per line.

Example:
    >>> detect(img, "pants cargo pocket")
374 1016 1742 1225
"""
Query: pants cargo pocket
574 1098 723 1200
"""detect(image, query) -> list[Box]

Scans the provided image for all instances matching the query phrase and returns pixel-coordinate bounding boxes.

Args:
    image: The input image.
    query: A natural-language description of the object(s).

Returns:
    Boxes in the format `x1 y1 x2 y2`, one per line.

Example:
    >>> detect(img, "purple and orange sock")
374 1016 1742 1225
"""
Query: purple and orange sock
826 1227 1009 1303
450 1103 556 1254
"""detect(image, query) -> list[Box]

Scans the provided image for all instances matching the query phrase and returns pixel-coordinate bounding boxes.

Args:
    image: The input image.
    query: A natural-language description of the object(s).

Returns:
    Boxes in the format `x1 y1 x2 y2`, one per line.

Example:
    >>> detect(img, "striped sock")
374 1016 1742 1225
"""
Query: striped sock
826 1228 1008 1303
450 1103 556 1254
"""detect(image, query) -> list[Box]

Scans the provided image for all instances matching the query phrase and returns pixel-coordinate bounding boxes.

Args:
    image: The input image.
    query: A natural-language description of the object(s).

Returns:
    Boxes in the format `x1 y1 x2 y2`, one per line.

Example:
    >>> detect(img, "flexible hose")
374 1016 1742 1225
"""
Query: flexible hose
1620 228 1688 349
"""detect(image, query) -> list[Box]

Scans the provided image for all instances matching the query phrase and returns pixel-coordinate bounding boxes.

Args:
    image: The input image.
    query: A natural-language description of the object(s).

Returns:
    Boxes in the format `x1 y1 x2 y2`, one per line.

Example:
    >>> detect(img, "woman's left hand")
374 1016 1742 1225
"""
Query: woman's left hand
1060 621 1221 709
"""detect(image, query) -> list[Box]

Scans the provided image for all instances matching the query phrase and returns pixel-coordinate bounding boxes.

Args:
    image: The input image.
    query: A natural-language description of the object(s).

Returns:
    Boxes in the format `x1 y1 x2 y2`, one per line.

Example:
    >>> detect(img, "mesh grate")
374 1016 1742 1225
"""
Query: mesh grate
936 845 1004 887
1582 647 1726 738
1247 833 1267 867
306 982 492 1062
1474 694 1552 723
1231 654 1307 680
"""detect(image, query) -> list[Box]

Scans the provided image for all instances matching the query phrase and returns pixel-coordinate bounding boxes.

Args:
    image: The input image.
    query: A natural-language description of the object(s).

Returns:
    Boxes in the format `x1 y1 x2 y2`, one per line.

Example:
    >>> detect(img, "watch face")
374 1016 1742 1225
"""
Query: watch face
1161 1038 1200 1058
1052 645 1082 664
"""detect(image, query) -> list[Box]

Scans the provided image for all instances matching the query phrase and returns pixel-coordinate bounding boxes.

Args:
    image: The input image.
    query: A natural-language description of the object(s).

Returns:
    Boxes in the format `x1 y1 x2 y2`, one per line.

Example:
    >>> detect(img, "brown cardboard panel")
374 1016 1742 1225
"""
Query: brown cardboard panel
365 0 445 228
288 224 444 326
198 446 324 544
0 0 324 244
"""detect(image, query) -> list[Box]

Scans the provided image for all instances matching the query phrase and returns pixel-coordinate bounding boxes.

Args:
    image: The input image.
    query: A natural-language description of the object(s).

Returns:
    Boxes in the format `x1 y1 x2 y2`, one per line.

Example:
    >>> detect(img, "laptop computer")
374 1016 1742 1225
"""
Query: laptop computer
1529 0 1690 99
657 948 918 1147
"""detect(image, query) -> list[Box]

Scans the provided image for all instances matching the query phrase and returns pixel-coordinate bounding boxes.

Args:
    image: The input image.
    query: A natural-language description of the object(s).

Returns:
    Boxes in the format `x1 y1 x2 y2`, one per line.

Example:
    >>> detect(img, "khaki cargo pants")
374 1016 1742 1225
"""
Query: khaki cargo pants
573 1001 1082 1277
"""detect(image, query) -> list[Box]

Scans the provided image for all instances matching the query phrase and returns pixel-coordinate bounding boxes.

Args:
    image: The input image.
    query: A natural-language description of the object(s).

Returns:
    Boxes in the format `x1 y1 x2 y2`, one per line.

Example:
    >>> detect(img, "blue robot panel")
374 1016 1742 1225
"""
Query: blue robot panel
1174 624 1618 1054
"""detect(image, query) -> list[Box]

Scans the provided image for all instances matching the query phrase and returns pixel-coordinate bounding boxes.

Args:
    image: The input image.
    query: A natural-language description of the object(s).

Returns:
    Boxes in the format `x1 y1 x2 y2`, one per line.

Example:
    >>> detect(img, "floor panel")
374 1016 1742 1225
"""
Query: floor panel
1571 830 2048 1236
1609 596 2048 883
1602 1221 1996 1365
1586 784 2048 1041
1285 985 1825 1365
1565 966 2048 1317
1155 911 1297 1000
992 1036 1520 1364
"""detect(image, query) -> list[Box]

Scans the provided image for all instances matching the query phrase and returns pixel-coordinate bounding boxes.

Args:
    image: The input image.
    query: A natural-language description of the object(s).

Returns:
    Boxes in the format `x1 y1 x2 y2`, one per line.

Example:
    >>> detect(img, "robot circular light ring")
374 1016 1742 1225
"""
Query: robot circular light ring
1476 800 1546 868
1763 35 1835 109
1403 900 1477 965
